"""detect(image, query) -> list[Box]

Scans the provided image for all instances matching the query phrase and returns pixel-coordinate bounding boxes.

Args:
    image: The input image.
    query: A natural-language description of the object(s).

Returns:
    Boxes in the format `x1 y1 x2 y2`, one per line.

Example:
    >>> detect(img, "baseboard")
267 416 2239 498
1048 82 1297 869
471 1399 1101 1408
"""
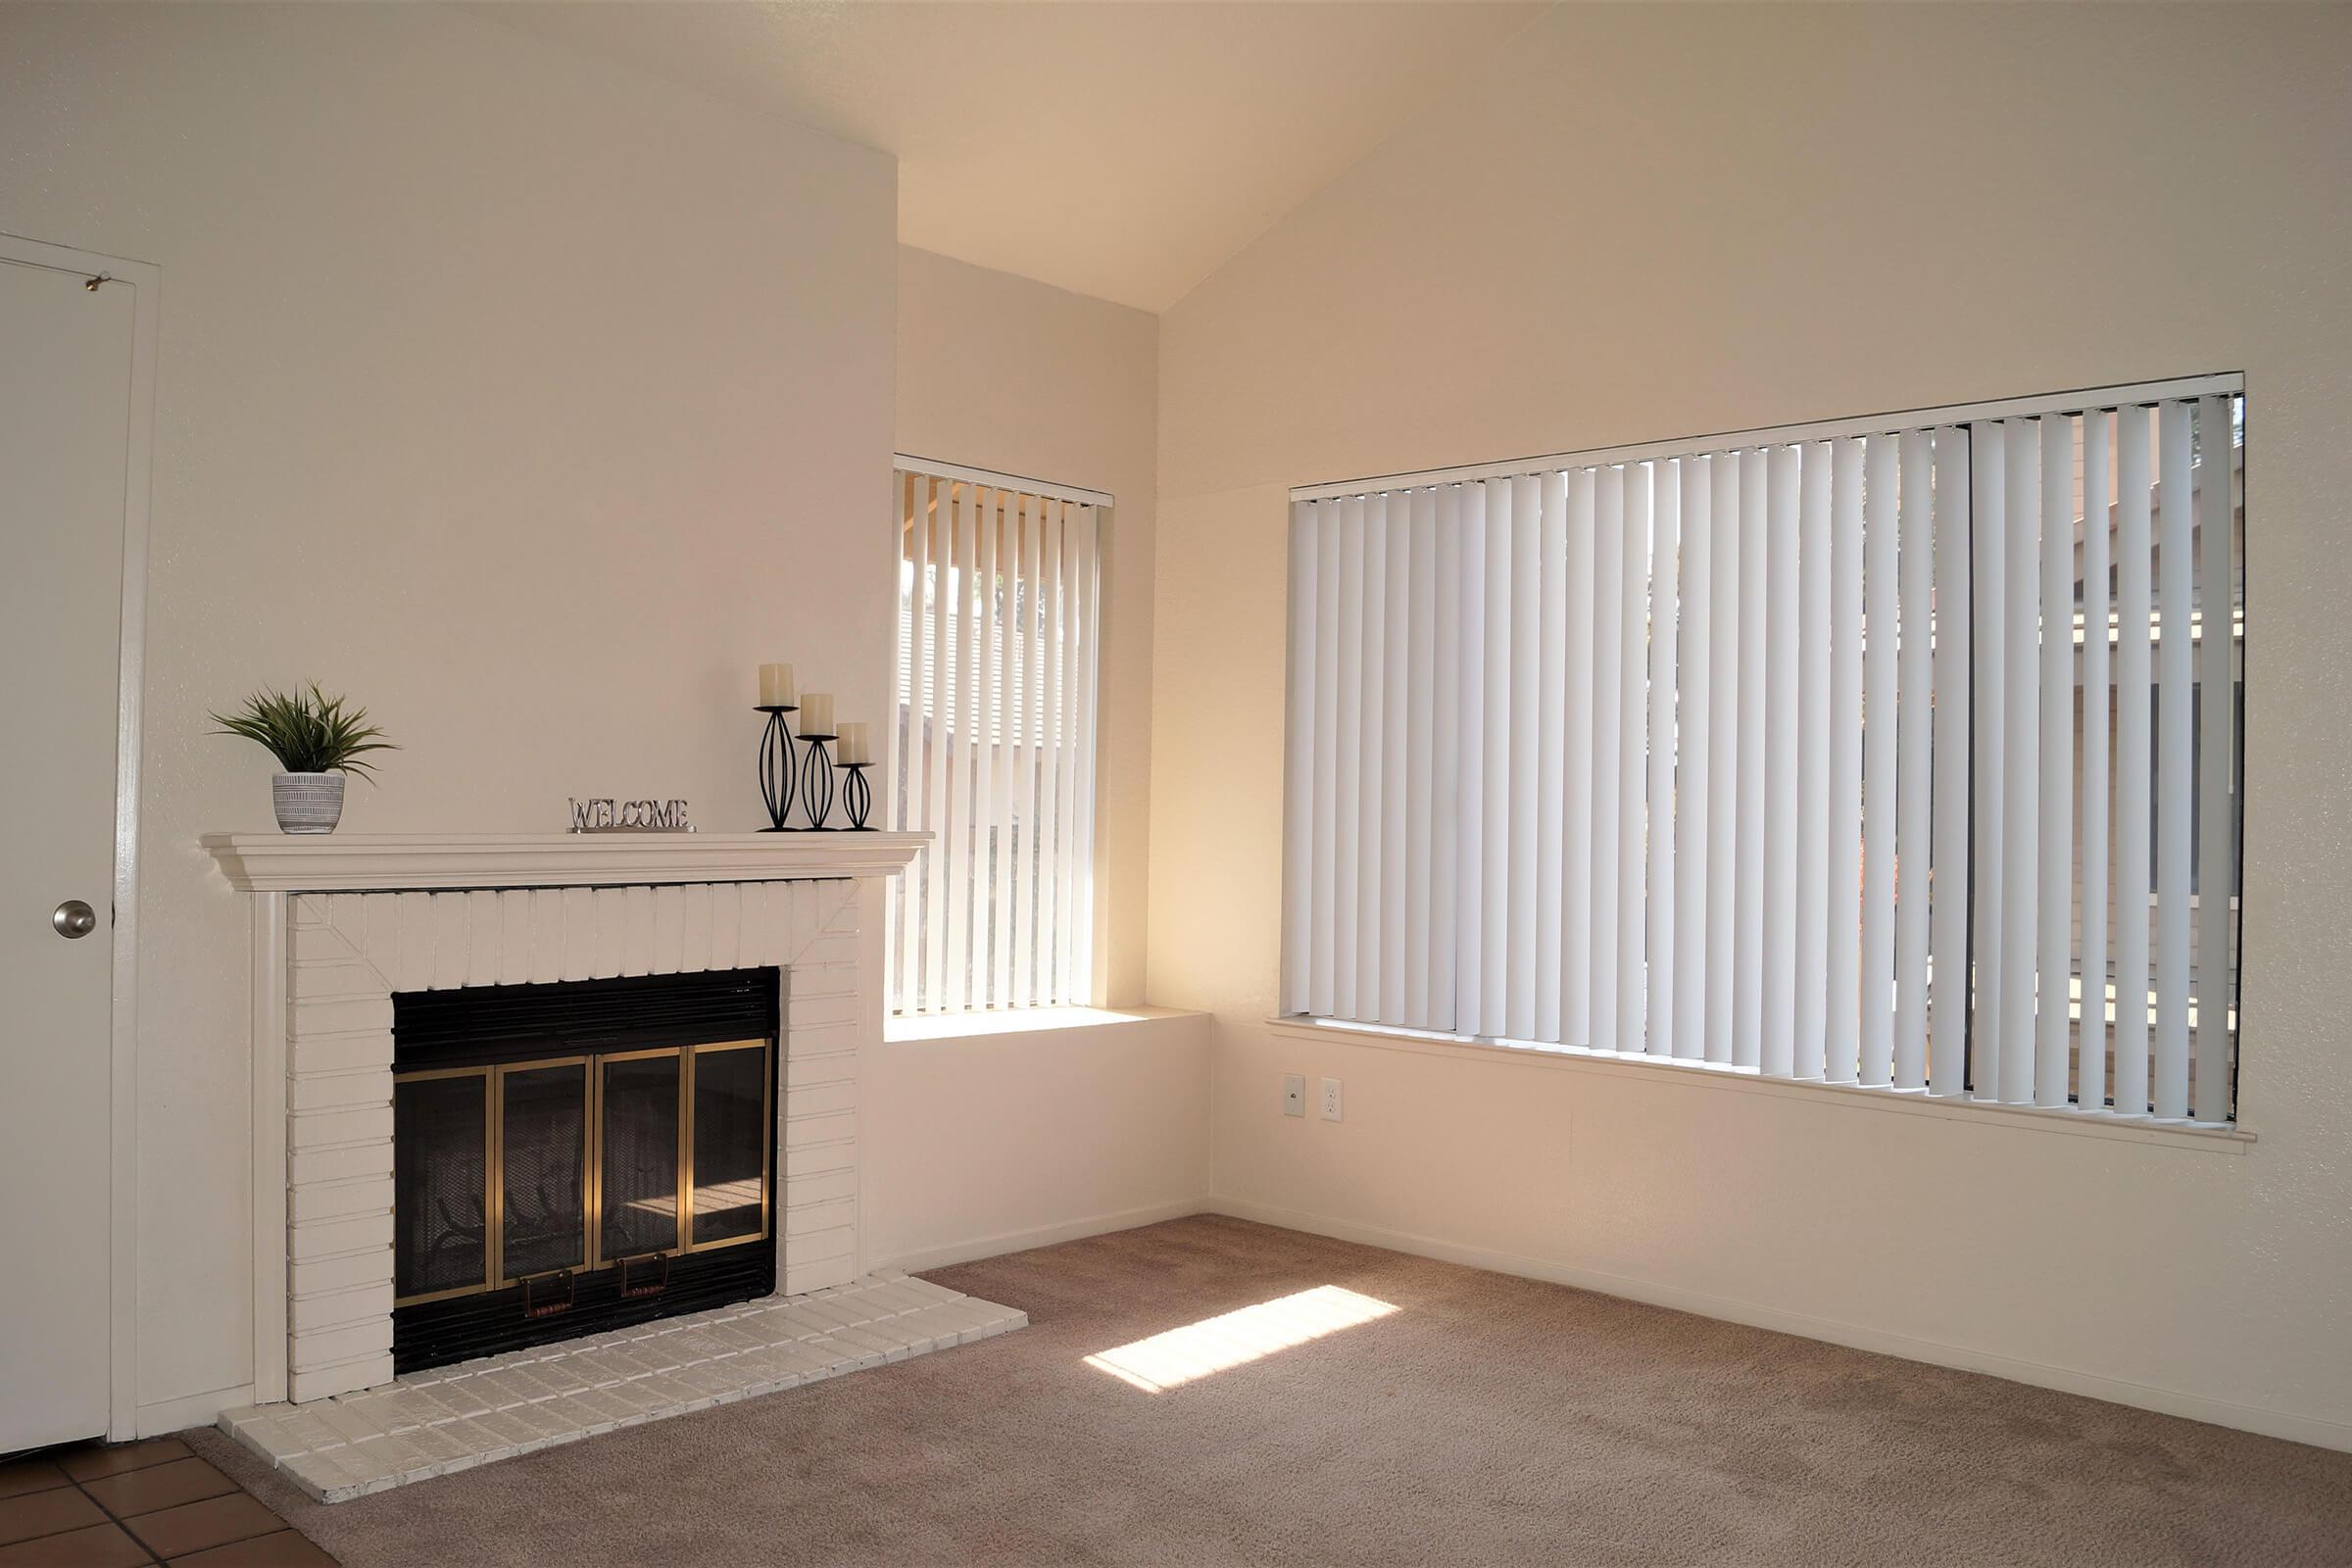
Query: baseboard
137 1381 257 1440
878 1199 1212 1276
1207 1197 2352 1454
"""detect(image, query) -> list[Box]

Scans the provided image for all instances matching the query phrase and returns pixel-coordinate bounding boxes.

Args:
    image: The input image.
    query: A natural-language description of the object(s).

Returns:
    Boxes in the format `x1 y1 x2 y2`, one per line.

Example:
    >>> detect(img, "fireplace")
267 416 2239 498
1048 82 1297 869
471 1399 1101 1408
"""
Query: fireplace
389 967 779 1373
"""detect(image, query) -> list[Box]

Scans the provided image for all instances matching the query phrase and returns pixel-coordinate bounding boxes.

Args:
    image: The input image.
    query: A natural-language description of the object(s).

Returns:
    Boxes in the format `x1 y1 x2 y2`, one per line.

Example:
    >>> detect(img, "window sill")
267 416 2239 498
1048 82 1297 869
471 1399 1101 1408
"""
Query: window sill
1264 1016 2256 1154
886 1004 1202 1044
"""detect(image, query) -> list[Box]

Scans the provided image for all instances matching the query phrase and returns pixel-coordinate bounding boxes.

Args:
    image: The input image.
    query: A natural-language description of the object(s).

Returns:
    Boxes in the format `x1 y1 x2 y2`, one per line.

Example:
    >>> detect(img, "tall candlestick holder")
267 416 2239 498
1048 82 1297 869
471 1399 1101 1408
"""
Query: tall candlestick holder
838 761 875 830
756 706 799 832
798 730 838 830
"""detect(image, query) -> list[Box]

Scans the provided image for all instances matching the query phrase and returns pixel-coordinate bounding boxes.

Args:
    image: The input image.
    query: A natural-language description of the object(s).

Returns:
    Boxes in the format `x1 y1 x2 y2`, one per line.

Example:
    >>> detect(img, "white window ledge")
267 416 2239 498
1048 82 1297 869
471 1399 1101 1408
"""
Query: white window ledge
1266 1016 2255 1154
886 1004 1201 1044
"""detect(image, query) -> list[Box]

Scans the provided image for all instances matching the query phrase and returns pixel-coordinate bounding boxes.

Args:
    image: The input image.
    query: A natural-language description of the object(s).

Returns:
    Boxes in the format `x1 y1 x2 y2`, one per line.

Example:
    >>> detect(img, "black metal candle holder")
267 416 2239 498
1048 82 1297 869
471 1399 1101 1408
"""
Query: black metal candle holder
798 732 838 830
838 761 875 830
756 706 799 832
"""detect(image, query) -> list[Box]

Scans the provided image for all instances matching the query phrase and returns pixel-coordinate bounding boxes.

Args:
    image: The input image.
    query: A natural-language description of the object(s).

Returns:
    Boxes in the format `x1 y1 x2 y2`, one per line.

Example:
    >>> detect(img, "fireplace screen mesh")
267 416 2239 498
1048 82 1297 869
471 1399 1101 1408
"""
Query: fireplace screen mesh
394 1073 488 1300
501 1062 588 1281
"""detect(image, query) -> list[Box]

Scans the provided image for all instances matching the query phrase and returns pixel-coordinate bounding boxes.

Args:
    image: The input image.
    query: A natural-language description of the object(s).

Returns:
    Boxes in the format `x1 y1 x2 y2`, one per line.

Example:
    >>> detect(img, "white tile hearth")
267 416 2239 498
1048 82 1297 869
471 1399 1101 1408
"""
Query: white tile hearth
219 1271 1025 1501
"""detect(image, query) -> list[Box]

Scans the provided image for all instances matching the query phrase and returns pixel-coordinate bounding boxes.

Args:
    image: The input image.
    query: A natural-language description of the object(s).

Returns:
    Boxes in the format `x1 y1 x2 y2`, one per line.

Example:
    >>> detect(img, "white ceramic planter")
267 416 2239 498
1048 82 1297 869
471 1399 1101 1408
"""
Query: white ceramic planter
271 772 346 835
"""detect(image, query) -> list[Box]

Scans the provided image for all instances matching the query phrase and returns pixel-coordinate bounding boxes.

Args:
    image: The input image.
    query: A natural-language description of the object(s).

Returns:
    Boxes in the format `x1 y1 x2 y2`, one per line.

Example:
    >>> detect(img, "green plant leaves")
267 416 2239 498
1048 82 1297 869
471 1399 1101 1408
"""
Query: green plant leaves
210 681 396 778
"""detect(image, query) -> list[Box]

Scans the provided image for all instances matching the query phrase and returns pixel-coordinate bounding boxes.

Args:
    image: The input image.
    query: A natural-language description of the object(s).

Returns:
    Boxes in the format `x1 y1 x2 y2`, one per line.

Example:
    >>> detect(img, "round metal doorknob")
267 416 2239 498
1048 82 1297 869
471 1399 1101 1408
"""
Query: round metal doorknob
53 900 97 939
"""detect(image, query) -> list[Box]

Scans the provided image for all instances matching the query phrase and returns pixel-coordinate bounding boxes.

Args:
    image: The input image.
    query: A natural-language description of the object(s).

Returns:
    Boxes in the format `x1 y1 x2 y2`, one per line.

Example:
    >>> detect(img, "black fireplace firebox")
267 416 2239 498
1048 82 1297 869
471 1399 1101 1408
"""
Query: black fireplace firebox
389 967 780 1374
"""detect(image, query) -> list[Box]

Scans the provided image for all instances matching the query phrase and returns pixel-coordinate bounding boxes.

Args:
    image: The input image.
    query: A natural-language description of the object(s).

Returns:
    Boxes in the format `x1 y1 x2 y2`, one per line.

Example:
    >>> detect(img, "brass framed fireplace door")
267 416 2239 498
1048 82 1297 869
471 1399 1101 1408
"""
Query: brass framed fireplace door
393 1038 773 1311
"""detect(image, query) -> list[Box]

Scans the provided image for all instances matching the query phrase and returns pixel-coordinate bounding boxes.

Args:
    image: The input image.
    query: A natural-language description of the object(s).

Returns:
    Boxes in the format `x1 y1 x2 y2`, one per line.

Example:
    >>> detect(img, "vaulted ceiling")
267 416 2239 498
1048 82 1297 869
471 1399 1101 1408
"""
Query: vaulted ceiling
470 1 1548 313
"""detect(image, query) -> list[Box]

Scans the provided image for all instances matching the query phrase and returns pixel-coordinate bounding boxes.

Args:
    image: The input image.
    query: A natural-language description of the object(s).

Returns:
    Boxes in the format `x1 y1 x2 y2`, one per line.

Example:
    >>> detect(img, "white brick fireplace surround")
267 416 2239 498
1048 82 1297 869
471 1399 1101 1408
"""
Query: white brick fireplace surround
202 833 928 1408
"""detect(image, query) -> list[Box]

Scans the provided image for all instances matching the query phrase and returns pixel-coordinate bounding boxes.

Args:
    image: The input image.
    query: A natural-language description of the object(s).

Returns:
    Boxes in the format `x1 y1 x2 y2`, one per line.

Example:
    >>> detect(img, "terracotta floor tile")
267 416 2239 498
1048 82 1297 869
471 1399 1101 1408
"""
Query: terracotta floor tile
0 1485 107 1546
0 1460 69 1502
80 1458 235 1520
122 1494 280 1561
167 1530 335 1567
60 1440 193 1484
0 1520 152 1566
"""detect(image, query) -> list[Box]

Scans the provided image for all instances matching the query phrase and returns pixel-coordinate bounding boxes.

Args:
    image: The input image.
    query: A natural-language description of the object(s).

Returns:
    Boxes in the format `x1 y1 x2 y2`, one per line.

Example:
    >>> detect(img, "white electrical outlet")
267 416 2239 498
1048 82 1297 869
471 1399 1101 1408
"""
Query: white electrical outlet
1320 1076 1343 1121
1282 1073 1306 1117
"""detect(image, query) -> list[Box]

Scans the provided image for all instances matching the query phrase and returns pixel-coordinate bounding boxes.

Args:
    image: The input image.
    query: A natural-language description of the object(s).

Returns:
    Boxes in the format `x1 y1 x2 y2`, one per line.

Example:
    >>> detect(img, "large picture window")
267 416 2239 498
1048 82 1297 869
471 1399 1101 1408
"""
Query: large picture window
1280 377 2245 1122
889 460 1104 1015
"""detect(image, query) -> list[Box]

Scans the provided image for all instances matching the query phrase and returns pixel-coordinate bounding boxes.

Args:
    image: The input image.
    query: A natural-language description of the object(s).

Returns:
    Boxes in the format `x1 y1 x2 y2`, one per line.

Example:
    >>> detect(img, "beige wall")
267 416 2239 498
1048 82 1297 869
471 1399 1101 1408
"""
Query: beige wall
0 3 897 1427
1151 3 2352 1444
879 249 1208 1267
896 245 1160 1005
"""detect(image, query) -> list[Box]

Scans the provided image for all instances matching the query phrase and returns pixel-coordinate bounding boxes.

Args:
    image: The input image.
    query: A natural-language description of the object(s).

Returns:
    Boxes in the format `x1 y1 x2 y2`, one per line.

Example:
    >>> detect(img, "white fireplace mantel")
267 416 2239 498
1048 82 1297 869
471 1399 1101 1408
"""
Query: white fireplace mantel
206 829 924 1410
201 830 928 892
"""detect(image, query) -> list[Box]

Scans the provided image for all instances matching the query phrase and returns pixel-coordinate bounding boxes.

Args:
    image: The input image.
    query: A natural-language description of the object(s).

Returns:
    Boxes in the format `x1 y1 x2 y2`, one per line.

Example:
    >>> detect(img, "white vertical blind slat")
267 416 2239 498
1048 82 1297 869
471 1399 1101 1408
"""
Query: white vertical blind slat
1647 460 1681 1057
1793 443 1832 1080
1562 469 1597 1049
1404 489 1439 1030
1827 437 1866 1083
1358 495 1390 1022
2079 415 2112 1111
980 491 1005 1008
1431 485 1464 1029
1931 427 1974 1097
1675 458 1713 1062
2036 416 2076 1106
1704 454 1739 1065
944 488 980 1011
1734 449 1769 1070
1892 431 1934 1090
2155 401 2194 1118
1998 419 2041 1106
1591 465 1625 1050
1507 474 1542 1040
1618 465 1650 1054
2113 410 2155 1115
1333 495 1365 1019
1483 479 1516 1034
1760 445 1800 1079
1283 501 1321 1013
1310 504 1342 1017
1453 484 1488 1037
1381 491 1412 1026
2195 395 2236 1122
1536 472 1569 1044
1070 505 1102 1003
1860 434 1900 1085
1969 430 2007 1100
1039 500 1065 1004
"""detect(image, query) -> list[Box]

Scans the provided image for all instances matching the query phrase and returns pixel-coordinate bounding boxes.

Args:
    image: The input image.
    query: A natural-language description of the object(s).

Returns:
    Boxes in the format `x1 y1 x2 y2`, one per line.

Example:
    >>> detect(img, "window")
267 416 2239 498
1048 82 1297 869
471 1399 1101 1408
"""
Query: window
889 460 1104 1014
1280 377 2244 1123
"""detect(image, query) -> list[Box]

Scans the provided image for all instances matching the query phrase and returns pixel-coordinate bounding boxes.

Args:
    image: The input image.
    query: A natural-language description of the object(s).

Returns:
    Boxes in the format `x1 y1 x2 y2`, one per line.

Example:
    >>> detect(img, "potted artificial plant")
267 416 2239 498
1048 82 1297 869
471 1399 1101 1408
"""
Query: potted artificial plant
211 683 395 834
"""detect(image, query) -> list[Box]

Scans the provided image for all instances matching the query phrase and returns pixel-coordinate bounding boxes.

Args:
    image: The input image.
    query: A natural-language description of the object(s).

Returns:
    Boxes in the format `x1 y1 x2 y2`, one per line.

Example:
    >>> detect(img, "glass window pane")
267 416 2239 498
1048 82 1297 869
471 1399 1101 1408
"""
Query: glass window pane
692 1046 767 1246
502 1063 586 1280
394 1074 486 1298
600 1054 680 1261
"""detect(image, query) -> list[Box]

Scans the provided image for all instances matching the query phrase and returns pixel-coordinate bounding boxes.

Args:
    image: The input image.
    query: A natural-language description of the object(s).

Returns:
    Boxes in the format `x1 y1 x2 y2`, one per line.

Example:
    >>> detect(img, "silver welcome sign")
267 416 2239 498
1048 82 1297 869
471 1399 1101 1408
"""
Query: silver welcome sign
568 798 694 833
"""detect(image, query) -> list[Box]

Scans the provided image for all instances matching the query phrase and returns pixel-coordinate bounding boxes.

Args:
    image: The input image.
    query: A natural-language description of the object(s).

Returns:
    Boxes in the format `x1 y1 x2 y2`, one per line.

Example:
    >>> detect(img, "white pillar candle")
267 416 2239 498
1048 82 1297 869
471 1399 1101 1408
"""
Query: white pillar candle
800 692 834 738
837 722 869 766
759 662 796 708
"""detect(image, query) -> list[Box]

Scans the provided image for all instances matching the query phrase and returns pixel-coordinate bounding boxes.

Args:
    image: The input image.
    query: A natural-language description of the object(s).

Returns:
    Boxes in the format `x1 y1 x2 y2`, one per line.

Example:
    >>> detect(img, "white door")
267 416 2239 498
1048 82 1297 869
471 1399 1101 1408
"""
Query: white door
0 251 137 1451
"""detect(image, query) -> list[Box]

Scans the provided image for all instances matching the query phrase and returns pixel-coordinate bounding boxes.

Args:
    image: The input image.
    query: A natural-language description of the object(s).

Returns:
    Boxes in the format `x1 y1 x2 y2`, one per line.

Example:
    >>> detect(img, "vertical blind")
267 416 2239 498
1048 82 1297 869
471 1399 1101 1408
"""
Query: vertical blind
1281 376 2245 1121
890 461 1103 1014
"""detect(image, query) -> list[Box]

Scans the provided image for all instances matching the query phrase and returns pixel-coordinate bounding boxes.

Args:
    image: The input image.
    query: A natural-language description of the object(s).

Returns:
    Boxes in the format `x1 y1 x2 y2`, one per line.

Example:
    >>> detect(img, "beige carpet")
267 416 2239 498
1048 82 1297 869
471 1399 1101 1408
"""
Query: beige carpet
190 1215 2352 1566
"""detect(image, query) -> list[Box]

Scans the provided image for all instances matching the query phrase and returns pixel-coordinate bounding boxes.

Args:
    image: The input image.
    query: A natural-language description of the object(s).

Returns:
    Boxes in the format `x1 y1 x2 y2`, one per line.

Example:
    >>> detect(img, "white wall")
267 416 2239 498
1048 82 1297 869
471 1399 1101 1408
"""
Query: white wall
0 3 897 1429
1151 3 2352 1446
877 249 1208 1267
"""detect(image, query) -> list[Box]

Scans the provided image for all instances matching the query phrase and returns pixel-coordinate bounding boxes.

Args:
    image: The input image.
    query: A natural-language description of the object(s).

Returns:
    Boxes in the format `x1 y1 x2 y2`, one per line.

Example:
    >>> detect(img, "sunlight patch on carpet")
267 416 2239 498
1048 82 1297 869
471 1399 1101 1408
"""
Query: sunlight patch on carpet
1083 1285 1398 1393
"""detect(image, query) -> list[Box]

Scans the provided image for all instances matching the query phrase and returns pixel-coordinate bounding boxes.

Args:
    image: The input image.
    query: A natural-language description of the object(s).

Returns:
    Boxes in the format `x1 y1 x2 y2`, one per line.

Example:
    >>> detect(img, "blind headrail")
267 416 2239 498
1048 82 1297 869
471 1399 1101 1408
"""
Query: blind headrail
1288 372 2243 503
896 454 1114 510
